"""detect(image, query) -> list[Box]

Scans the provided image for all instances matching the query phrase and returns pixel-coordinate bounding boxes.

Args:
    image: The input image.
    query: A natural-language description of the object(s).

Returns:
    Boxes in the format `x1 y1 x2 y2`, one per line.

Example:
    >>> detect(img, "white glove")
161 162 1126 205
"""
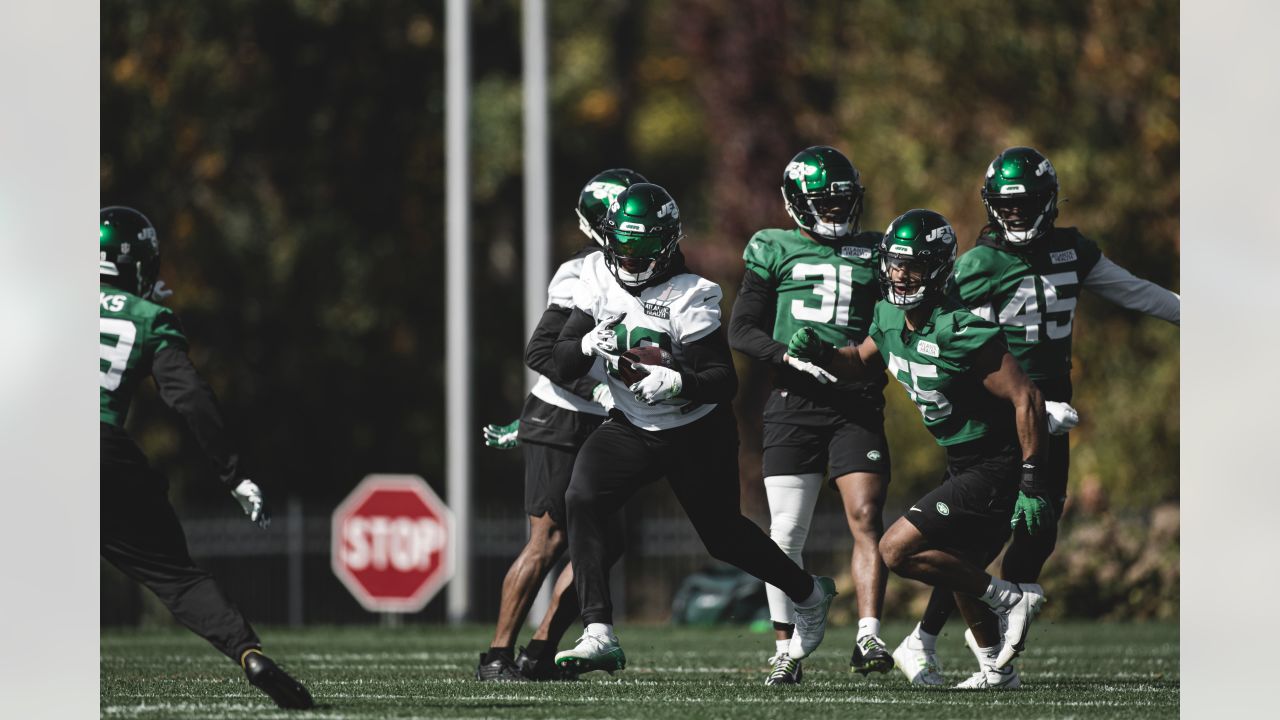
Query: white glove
231 479 271 529
782 353 837 384
591 382 616 412
1045 400 1080 435
629 363 683 405
151 280 174 300
581 313 626 359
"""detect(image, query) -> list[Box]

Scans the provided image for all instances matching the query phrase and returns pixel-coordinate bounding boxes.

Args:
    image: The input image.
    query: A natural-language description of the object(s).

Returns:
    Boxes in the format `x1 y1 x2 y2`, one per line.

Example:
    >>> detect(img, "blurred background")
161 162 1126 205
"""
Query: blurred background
100 0 1178 629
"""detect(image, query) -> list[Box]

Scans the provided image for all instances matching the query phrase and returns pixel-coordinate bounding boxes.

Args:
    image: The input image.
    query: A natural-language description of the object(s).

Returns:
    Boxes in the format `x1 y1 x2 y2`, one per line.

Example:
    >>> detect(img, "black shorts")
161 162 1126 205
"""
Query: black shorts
519 396 605 527
523 441 580 527
905 432 1021 562
761 390 890 482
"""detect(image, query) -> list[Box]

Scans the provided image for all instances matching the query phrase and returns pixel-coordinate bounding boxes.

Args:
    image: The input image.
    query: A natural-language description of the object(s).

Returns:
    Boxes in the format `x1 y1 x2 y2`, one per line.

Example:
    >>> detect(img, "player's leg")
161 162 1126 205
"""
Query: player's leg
1002 376 1072 583
556 420 652 674
759 419 825 684
99 433 312 709
479 442 573 681
665 407 835 660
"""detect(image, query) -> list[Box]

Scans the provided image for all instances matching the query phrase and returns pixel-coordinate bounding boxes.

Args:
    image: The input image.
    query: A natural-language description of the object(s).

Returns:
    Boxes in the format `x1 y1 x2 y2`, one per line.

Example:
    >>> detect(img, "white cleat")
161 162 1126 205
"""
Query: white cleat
787 576 837 660
554 631 626 675
892 634 943 686
954 664 1021 690
991 582 1045 669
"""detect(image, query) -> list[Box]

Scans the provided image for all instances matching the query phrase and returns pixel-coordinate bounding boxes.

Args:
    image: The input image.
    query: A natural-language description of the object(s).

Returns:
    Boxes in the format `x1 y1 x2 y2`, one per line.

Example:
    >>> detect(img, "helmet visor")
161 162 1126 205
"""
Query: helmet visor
609 231 664 272
885 255 929 295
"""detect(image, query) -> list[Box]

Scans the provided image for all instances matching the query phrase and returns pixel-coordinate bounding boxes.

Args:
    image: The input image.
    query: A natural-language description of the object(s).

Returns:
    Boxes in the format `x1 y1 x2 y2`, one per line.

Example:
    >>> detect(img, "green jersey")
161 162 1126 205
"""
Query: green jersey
949 227 1102 381
868 297 1010 446
744 227 881 346
99 283 189 426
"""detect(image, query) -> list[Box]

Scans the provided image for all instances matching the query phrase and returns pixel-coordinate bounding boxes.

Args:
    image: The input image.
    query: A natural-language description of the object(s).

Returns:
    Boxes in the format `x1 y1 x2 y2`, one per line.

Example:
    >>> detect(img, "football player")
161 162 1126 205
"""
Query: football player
551 183 837 675
790 208 1074 689
891 147 1181 686
729 146 893 685
476 169 645 682
99 207 313 709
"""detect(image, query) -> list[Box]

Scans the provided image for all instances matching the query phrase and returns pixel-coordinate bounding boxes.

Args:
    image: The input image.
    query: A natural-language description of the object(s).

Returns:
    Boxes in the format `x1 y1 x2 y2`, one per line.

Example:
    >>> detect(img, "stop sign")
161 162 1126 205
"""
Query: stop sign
331 474 455 613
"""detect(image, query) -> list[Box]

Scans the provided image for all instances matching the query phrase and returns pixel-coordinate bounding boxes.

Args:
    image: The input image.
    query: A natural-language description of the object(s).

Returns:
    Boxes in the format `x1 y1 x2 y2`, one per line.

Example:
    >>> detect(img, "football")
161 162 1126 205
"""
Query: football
618 345 678 386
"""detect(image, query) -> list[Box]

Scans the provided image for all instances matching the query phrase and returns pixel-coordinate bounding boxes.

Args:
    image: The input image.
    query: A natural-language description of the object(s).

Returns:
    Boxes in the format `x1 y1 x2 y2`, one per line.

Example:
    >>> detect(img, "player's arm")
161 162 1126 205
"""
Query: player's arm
1082 255 1180 325
525 304 601 401
786 327 884 381
727 270 786 364
975 338 1046 466
674 325 738 404
553 307 622 381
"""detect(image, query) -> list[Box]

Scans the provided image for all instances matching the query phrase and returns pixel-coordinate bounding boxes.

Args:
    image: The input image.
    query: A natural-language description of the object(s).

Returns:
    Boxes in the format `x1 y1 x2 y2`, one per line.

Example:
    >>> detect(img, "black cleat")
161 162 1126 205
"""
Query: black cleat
475 651 527 682
765 653 803 685
849 635 895 676
516 646 580 681
242 651 315 710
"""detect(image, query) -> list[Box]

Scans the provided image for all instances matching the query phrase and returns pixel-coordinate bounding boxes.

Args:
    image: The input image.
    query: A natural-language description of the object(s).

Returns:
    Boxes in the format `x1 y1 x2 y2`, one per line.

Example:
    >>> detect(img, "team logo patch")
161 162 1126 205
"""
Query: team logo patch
840 245 873 260
642 301 671 319
1050 249 1078 264
916 339 940 357
1000 184 1026 194
866 450 882 462
889 243 914 256
935 502 950 517
619 221 646 232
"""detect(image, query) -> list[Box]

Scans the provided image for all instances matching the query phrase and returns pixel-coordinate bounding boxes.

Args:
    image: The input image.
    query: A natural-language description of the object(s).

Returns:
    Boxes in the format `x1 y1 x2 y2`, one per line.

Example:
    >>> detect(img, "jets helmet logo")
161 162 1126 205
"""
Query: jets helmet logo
656 200 678 219
785 160 818 180
926 225 956 245
1036 158 1056 177
585 181 627 201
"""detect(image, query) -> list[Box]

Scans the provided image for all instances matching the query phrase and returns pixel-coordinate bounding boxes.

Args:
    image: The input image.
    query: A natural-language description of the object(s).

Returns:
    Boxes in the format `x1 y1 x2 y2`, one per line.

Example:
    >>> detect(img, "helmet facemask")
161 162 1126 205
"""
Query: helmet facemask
603 226 681 287
984 188 1057 245
783 180 864 241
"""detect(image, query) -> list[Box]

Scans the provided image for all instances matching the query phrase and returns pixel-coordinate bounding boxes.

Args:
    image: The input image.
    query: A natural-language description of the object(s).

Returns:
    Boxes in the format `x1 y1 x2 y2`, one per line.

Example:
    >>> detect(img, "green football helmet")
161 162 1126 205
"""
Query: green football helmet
878 209 957 309
781 146 864 241
981 146 1058 245
600 183 683 288
100 206 160 298
577 168 648 246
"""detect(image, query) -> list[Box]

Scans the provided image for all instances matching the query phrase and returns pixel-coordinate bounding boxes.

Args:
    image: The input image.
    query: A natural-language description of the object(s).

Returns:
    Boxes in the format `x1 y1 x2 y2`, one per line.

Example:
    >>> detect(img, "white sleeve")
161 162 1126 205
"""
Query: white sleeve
674 282 723 343
1083 255 1180 326
545 257 584 309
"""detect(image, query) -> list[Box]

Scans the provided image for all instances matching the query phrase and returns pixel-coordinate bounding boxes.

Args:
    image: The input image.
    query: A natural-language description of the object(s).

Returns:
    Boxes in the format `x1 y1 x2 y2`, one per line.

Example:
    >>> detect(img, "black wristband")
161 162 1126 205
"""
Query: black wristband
1019 461 1045 496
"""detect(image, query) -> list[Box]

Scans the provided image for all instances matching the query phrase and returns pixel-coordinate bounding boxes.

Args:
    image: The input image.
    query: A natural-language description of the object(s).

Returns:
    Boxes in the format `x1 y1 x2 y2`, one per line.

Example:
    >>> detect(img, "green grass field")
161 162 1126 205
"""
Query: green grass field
101 621 1177 719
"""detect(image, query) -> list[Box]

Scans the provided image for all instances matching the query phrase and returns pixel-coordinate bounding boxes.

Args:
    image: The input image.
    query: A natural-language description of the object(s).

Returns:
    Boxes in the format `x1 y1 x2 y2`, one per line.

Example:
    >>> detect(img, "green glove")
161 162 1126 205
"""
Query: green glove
1010 490 1050 535
482 419 520 449
786 327 833 365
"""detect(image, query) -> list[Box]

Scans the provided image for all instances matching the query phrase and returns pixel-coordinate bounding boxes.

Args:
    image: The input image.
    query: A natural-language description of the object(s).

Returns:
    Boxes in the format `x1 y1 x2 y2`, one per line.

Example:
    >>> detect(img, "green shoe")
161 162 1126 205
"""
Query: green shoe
554 632 627 675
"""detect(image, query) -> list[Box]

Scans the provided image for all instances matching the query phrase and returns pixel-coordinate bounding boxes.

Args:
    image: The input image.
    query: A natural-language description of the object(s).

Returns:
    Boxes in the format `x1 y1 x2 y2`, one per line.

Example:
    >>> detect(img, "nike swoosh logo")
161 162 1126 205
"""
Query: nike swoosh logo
909 506 921 513
956 327 970 335
528 416 549 424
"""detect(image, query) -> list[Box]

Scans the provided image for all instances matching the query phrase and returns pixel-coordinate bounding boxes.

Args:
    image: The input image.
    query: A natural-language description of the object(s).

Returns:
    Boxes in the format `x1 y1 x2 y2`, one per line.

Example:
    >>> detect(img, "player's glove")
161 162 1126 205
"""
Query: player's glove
591 383 616 412
151 279 174 300
231 479 272 529
782 354 837 384
786 327 835 366
1045 400 1079 435
581 312 626 360
1010 461 1054 535
483 419 520 449
629 363 683 405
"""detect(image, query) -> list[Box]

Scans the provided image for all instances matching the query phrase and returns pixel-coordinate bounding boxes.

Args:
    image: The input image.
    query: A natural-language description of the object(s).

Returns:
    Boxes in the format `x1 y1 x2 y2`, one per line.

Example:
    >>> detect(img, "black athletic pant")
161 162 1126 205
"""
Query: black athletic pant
565 405 813 625
921 376 1072 635
101 423 261 662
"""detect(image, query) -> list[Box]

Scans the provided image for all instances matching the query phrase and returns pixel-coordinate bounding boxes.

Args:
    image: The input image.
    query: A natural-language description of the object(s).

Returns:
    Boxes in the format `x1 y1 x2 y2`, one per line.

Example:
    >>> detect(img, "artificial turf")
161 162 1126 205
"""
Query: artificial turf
101 621 1177 719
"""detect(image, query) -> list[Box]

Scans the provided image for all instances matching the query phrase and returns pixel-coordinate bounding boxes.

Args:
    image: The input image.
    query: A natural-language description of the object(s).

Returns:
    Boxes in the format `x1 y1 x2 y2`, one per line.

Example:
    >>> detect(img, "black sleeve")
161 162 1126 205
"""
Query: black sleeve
525 304 600 401
553 307 597 383
728 270 787 365
678 325 738 404
152 347 243 487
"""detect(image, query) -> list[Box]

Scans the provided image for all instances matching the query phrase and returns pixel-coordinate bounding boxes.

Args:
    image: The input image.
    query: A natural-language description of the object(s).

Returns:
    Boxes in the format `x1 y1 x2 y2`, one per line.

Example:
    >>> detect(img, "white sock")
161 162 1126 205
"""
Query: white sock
911 622 938 653
797 578 824 608
775 639 790 656
586 622 615 640
857 617 880 640
981 577 1021 608
977 644 1000 668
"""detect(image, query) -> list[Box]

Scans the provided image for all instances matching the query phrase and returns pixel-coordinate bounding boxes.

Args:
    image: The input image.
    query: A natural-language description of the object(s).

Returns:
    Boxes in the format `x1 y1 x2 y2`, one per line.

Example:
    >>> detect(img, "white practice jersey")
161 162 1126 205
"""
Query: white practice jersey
574 252 722 431
532 250 610 415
